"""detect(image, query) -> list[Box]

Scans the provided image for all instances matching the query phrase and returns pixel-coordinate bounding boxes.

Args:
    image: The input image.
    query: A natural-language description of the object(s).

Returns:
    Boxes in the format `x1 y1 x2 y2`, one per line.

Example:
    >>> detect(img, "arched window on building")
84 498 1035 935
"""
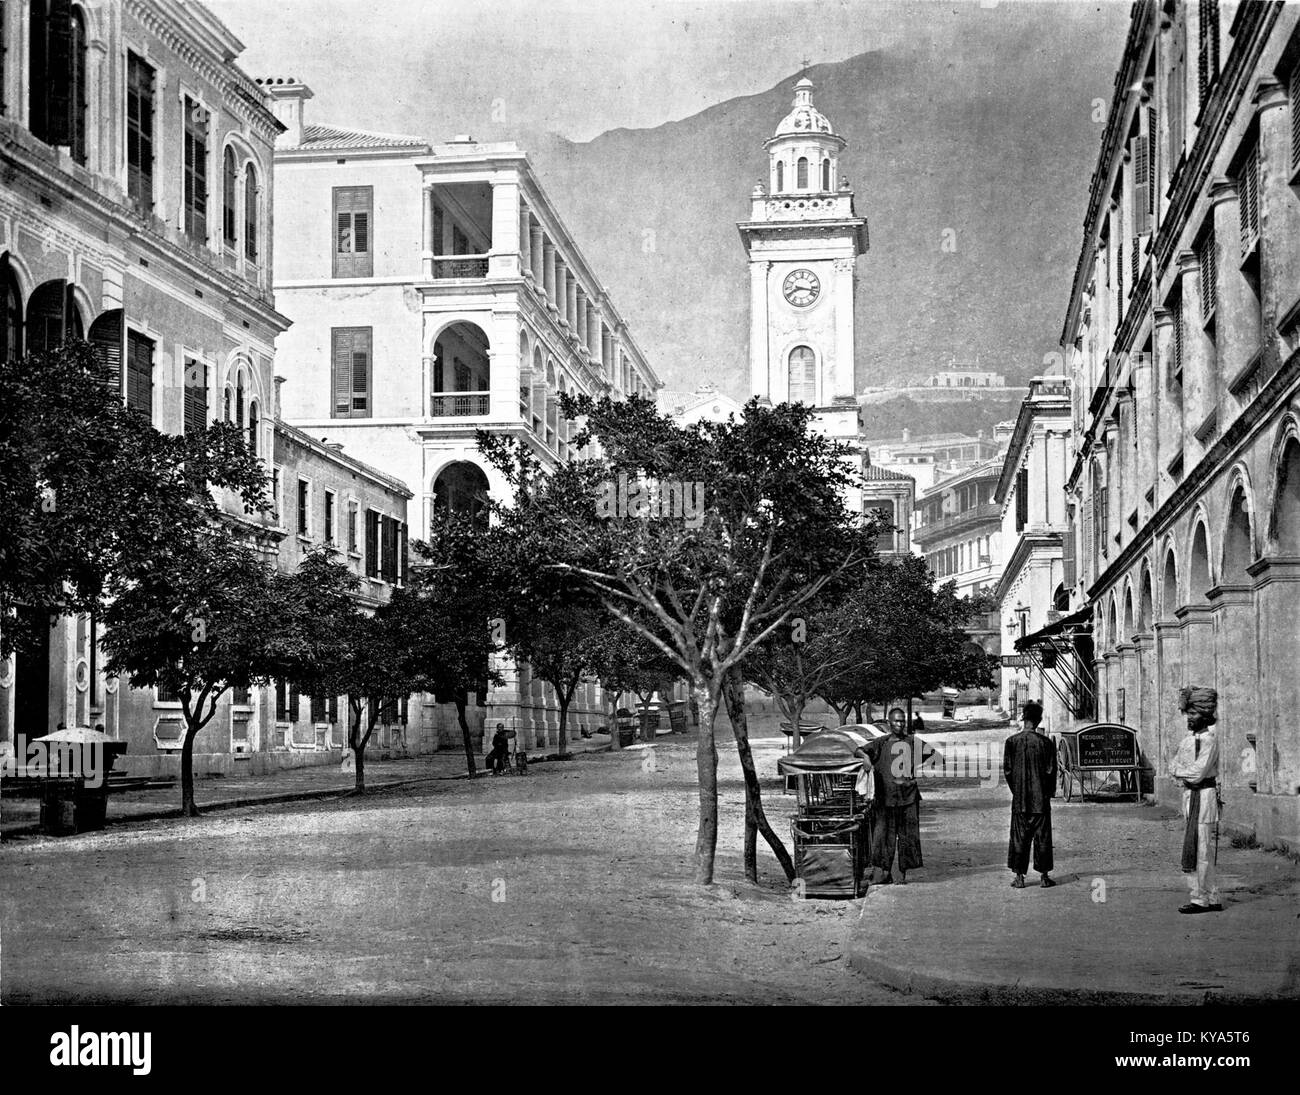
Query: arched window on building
247 400 259 455
222 146 238 247
788 345 816 404
244 163 258 262
821 157 830 190
235 371 245 429
30 1 89 165
796 157 809 189
776 160 784 191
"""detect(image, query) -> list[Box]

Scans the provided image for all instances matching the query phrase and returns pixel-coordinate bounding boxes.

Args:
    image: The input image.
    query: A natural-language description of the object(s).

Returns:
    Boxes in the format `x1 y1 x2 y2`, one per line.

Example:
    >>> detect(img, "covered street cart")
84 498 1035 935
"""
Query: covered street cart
1054 722 1142 802
777 727 879 899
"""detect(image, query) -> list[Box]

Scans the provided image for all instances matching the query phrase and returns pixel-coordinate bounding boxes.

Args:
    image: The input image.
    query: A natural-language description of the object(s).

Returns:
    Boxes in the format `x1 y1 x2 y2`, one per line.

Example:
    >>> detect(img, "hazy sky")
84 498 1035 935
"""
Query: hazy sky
207 0 1130 144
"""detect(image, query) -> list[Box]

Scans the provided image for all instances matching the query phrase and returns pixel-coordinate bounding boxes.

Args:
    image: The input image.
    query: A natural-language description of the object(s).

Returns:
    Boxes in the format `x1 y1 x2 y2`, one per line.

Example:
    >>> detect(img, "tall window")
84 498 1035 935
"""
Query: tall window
1197 0 1219 104
776 161 784 190
3 261 21 361
788 345 816 404
297 480 310 538
331 327 372 418
222 146 237 247
183 359 207 434
244 164 258 262
347 501 359 553
796 156 809 188
29 1 87 164
821 157 830 190
1197 229 1216 320
126 53 155 210
183 97 208 242
1237 142 1260 260
324 491 336 545
1015 467 1029 532
247 400 258 455
125 330 153 420
333 186 372 277
365 510 380 578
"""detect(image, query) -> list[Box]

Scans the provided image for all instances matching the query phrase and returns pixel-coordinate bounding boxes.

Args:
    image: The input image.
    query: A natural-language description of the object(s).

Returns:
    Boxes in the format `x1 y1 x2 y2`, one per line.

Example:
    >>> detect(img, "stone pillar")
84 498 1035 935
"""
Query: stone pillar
1153 620 1184 787
543 241 557 310
1249 558 1300 814
576 288 588 348
488 179 521 278
519 208 532 278
1208 583 1256 809
1152 307 1179 509
421 183 435 280
1116 641 1136 726
1133 352 1156 522
1101 652 1119 722
1177 603 1215 703
750 261 770 400
1252 78 1299 374
1209 177 1259 403
1132 631 1156 788
567 271 579 333
530 224 545 285
1174 248 1207 459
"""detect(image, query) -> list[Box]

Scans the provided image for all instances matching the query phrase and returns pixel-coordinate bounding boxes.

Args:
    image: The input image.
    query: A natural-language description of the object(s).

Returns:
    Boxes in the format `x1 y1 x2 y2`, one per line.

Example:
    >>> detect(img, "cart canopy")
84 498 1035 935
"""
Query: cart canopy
777 726 880 775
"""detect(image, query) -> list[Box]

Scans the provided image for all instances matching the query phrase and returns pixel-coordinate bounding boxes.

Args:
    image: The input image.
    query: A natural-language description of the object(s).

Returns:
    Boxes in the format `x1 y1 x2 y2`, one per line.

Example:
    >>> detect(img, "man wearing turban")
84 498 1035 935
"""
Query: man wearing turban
1170 686 1221 913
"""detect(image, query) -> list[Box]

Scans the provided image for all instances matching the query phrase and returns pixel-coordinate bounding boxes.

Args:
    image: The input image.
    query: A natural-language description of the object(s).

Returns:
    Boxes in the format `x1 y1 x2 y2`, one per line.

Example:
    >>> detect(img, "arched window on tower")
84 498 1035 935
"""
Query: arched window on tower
247 399 259 455
796 157 809 189
821 158 830 190
244 164 259 262
776 161 784 191
788 345 816 404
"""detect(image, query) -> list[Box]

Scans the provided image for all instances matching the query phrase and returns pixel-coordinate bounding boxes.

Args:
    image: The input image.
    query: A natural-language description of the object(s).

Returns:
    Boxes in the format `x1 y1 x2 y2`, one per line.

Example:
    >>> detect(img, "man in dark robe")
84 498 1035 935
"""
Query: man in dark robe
1003 700 1057 889
863 707 932 884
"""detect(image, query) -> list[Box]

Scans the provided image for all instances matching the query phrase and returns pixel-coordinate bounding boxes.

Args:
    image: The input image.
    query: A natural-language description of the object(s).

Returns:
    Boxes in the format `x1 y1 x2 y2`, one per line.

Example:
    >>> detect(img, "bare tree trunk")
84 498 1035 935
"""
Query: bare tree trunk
455 694 477 777
724 668 796 884
853 700 864 724
693 679 719 885
557 690 571 757
607 691 621 752
180 722 200 817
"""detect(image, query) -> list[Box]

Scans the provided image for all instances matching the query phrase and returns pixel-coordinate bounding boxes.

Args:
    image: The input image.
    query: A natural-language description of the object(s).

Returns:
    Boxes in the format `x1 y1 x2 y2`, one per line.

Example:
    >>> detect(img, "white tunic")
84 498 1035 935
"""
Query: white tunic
1170 727 1219 824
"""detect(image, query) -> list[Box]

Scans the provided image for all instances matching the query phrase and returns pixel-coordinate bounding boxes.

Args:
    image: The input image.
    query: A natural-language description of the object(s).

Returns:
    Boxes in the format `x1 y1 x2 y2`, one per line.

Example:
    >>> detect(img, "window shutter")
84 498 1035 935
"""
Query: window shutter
333 187 373 277
353 212 369 254
1132 135 1150 235
311 692 326 723
351 347 369 412
365 510 379 578
331 329 351 416
1079 505 1092 585
1198 0 1219 104
1015 468 1029 532
88 309 124 390
1147 108 1157 217
244 168 258 261
1172 298 1185 382
46 0 74 146
1116 238 1124 312
275 680 288 721
328 694 339 724
126 331 154 419
288 682 300 723
398 521 408 585
183 360 208 435
1239 144 1259 257
1292 67 1300 173
1198 233 1216 318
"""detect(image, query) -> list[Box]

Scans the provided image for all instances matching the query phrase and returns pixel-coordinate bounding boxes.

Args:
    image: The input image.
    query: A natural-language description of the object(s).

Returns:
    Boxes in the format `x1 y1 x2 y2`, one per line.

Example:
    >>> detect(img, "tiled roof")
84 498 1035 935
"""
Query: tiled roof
294 123 429 152
862 465 914 482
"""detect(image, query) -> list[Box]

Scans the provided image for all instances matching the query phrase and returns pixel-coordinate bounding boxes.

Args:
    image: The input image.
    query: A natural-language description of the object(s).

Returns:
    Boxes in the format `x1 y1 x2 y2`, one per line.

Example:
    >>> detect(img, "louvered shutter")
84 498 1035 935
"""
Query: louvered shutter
88 309 123 391
365 510 379 578
288 682 300 724
1292 67 1300 172
1198 0 1219 103
311 692 326 723
331 328 352 417
125 330 153 419
398 521 408 584
328 694 339 724
1063 519 1077 590
1133 135 1150 235
183 359 207 435
46 0 74 146
1080 502 1093 585
1117 238 1124 310
275 680 288 721
1173 299 1185 382
1015 468 1029 532
351 334 369 414
1239 144 1259 257
1199 234 1216 318
333 187 373 277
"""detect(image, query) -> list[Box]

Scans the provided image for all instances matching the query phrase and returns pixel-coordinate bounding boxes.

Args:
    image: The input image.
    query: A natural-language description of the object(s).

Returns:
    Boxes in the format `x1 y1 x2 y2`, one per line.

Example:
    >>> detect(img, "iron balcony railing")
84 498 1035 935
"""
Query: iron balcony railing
431 255 489 279
430 392 490 417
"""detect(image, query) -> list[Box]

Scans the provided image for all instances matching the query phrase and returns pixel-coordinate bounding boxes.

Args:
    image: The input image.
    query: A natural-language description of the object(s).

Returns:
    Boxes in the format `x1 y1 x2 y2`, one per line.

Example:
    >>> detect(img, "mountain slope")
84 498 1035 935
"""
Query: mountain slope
524 31 1121 400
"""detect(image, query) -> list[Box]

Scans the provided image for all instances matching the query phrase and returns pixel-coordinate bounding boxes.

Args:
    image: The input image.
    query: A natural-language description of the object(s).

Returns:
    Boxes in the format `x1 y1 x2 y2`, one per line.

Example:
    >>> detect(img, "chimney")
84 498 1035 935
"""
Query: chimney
259 77 313 149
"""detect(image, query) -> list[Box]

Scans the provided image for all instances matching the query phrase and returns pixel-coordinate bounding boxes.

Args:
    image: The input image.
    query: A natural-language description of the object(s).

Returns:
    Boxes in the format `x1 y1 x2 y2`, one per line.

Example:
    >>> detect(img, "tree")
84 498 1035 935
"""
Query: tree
99 526 304 816
0 340 268 657
583 614 681 750
483 396 878 885
286 549 421 793
402 516 504 777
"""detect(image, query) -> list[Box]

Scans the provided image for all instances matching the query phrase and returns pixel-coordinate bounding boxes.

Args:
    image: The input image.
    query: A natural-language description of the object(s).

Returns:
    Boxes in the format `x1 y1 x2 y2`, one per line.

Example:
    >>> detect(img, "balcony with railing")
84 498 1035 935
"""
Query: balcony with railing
913 502 1002 546
430 255 490 280
430 392 490 417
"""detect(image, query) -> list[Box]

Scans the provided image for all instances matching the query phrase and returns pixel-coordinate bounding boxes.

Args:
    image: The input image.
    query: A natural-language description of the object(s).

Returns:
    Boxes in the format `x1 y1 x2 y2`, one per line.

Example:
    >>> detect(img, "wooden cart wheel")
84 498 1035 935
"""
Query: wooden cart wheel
1057 741 1074 802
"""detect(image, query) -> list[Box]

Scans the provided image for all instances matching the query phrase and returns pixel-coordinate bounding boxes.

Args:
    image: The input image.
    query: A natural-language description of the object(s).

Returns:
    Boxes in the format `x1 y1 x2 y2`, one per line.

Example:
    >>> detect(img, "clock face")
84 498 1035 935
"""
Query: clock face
783 268 820 307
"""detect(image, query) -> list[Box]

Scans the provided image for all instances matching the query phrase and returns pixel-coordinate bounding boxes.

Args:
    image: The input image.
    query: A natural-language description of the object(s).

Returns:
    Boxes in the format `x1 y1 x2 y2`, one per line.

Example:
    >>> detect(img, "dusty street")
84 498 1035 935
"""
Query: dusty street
1 719 931 1005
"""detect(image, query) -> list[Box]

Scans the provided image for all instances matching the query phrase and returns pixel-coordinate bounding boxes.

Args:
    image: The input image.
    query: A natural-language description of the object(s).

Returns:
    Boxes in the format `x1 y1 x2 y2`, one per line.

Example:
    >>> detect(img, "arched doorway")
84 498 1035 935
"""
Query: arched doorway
26 280 83 355
431 322 490 417
433 461 490 528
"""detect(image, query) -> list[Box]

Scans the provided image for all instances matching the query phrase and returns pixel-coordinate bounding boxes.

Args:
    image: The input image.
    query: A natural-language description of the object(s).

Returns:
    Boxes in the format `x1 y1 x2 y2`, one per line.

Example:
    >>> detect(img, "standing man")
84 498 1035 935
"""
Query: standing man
863 707 932 884
1171 686 1221 914
1003 699 1056 889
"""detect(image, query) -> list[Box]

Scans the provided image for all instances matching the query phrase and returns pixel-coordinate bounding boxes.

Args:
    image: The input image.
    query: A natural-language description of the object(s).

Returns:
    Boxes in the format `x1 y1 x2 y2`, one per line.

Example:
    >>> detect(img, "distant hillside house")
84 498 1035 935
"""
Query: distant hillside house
869 425 1011 493
926 369 1007 388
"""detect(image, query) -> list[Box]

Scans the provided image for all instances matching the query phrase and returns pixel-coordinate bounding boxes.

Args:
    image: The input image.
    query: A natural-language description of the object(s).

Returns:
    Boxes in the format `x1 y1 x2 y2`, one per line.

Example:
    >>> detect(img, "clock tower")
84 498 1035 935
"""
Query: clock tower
738 76 868 443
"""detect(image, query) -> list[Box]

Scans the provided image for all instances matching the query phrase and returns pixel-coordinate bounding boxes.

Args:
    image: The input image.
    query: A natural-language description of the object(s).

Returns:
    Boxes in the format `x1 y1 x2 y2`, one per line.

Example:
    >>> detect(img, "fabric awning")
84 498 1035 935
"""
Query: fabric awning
1015 605 1092 652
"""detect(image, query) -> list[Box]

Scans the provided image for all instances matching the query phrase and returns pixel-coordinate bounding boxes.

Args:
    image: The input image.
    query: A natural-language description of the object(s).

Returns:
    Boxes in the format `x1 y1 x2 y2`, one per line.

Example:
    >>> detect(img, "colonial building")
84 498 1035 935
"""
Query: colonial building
658 383 745 427
993 376 1075 728
266 81 661 749
1059 0 1300 846
270 419 424 758
869 428 1007 494
0 0 301 775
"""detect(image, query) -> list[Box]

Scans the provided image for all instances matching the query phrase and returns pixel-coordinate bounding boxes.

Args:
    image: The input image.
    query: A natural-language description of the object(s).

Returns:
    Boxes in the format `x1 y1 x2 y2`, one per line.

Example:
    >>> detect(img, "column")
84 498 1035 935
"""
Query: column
1249 558 1300 812
1116 641 1137 727
543 240 557 310
1133 631 1155 791
1252 79 1299 373
1133 351 1156 522
1174 248 1208 458
1101 651 1119 722
576 288 588 349
488 179 521 278
1209 177 1259 402
1177 603 1215 703
587 302 599 358
555 261 568 326
519 207 532 280
421 183 435 280
1153 620 1183 792
749 261 769 400
1153 307 1179 508
601 325 613 381
1208 583 1257 805
484 652 527 743
567 271 579 332
530 223 545 285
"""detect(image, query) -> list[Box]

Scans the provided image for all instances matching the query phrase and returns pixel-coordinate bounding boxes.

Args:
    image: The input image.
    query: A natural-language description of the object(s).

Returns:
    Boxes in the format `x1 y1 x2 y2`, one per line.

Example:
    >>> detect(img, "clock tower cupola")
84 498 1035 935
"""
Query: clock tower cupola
739 75 868 441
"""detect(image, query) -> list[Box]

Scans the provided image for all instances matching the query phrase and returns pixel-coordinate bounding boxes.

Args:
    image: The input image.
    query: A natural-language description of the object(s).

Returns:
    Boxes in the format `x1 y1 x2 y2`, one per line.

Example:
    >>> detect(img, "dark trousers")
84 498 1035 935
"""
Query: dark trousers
1007 809 1053 874
871 802 923 874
